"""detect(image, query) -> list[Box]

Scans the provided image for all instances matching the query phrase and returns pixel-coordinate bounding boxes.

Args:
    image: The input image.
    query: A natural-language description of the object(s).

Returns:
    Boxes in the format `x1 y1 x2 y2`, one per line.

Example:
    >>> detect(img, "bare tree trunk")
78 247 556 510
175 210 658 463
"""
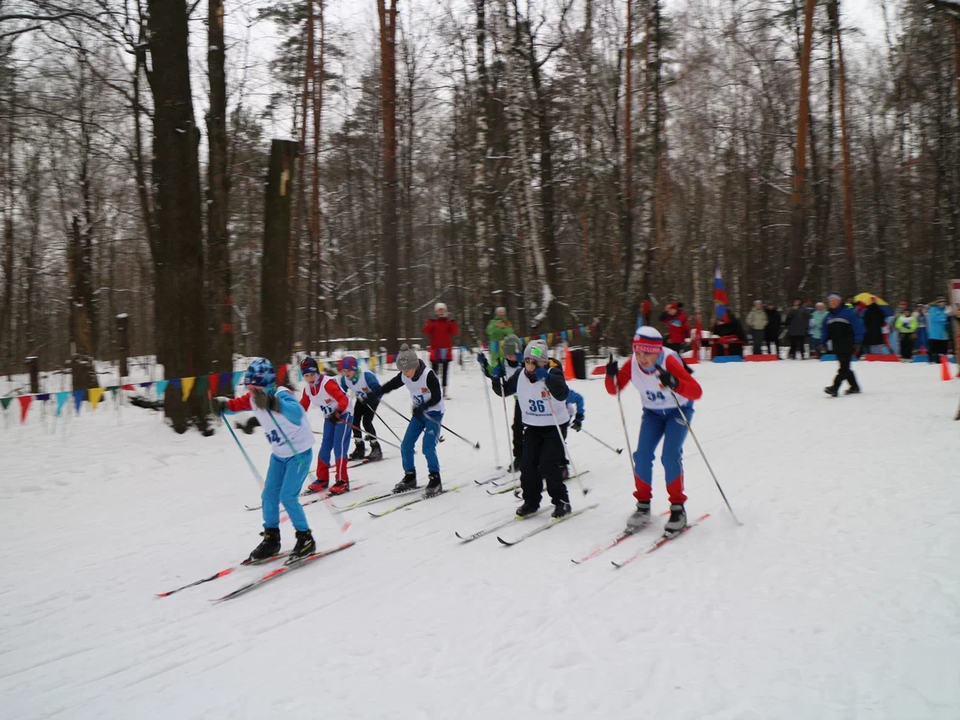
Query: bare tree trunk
261 139 299 369
621 0 634 310
378 0 400 354
474 0 489 314
68 216 98 389
831 0 857 290
788 0 815 298
146 0 209 433
312 0 326 352
207 0 232 371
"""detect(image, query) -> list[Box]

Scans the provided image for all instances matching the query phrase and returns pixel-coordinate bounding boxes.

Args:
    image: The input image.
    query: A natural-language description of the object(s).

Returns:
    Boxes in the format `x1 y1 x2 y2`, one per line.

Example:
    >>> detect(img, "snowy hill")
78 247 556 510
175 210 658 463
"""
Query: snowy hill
2 360 959 720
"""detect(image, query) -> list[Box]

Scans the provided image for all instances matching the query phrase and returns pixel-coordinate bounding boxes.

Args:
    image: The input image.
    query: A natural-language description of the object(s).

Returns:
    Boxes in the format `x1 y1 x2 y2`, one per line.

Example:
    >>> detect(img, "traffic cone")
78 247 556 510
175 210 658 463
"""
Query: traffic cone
940 355 951 381
564 345 576 381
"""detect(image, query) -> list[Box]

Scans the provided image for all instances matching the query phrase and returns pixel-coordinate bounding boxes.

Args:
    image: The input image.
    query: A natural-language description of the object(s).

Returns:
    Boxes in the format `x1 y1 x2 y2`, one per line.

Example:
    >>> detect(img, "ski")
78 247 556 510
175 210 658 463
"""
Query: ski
157 552 290 597
489 471 591 497
474 473 507 486
455 508 549 542
331 485 423 512
245 484 372 512
348 454 391 469
497 503 599 546
610 513 710 568
368 484 465 518
571 511 670 564
212 541 357 602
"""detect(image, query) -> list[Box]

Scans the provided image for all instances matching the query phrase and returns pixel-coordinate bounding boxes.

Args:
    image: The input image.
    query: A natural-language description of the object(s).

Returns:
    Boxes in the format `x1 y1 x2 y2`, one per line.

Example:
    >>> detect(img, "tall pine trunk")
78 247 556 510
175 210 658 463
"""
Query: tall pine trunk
378 0 400 354
788 0 815 298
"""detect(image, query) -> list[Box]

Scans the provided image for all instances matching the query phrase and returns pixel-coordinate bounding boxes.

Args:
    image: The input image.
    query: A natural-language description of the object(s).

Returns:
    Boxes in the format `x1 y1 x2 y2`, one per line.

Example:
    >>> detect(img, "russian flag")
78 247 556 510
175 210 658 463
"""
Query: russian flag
713 267 729 323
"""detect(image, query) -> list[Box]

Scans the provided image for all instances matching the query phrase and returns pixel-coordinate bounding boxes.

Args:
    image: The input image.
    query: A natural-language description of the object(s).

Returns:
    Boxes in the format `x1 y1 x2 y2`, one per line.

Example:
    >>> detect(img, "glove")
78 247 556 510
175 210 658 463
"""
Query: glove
571 414 583 432
534 366 550 382
213 396 229 414
477 352 488 367
329 409 343 424
368 386 383 401
490 362 505 379
412 405 425 418
605 355 619 378
544 368 565 393
252 391 269 410
657 367 679 390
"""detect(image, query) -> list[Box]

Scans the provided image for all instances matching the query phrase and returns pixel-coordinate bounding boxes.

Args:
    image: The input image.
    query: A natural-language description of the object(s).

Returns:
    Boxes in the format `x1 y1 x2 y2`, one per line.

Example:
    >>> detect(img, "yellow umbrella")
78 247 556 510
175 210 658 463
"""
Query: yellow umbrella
852 292 888 306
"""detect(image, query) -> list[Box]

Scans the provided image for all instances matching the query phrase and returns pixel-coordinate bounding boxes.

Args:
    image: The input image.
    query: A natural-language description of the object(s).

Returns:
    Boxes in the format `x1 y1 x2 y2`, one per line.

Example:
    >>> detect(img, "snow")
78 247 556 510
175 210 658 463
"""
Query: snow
2 359 959 719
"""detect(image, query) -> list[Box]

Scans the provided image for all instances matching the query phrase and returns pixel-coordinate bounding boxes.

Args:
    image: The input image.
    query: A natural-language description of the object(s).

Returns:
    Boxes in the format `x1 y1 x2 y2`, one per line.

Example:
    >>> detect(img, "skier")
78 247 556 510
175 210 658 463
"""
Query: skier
478 333 524 472
491 339 573 519
338 355 383 462
214 358 316 561
299 356 353 496
819 292 864 396
605 327 703 536
370 344 446 497
422 303 459 395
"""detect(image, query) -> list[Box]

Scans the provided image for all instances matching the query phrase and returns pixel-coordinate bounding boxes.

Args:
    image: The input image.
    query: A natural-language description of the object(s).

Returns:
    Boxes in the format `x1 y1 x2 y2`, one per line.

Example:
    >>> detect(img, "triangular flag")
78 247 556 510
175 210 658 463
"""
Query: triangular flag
36 393 50 402
88 387 105 410
56 391 69 416
194 374 208 399
370 356 377 370
107 386 119 398
491 341 500 355
181 377 195 401
560 330 568 342
155 379 169 398
219 372 234 395
277 364 288 385
0 397 11 411
547 333 555 345
169 378 181 392
233 371 244 388
18 395 32 423
72 389 85 412
139 381 153 389
122 384 136 391
208 373 220 395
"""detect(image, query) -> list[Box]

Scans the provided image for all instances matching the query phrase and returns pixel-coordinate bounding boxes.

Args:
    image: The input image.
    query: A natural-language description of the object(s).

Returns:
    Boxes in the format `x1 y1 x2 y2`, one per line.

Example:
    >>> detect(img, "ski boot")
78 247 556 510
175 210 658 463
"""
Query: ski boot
664 504 687 537
624 501 651 533
823 386 839 397
516 502 540 518
306 477 329 495
366 441 383 462
249 527 281 562
424 472 443 498
393 471 417 494
349 441 366 461
328 480 350 496
845 387 861 395
552 500 572 519
508 459 521 473
288 530 316 562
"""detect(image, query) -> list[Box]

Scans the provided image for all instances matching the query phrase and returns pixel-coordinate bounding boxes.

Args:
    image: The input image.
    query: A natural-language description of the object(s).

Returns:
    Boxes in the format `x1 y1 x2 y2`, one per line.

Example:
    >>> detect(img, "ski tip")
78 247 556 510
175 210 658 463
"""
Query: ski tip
474 443 481 449
155 592 171 598
570 559 580 565
616 449 623 454
496 536 512 546
610 560 623 569
455 531 464 539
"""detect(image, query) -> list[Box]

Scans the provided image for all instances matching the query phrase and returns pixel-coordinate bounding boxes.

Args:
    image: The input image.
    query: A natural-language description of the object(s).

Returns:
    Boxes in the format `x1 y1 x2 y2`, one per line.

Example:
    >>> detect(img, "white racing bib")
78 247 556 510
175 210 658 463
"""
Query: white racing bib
516 372 569 427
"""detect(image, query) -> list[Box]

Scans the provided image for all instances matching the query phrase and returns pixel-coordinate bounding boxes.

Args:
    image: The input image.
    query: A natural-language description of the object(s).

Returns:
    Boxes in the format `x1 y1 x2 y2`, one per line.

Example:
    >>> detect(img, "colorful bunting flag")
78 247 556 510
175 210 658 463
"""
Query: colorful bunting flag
181 377 195 402
714 267 729 323
194 375 208 399
0 397 11 411
155 379 169 398
108 386 119 398
72 389 85 412
277 364 288 385
219 372 234 395
139 381 153 389
547 333 554 345
208 373 220 395
122 384 136 391
56 391 69 416
88 387 105 410
36 393 50 401
18 395 32 423
232 371 244 389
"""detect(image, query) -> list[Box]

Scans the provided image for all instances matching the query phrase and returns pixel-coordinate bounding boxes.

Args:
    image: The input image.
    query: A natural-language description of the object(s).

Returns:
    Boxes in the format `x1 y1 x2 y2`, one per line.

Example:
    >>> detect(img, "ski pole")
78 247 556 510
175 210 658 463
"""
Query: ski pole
658 367 742 526
372 407 403 443
338 416 402 450
222 409 265 490
499 384 517 483
610 355 637 477
381 399 481 449
580 428 623 455
479 359 502 468
545 385 589 497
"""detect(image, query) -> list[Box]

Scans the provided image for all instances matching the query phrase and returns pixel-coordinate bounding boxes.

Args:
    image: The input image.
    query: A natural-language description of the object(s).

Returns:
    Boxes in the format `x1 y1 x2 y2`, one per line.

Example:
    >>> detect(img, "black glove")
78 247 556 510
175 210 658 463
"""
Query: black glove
213 396 229 414
477 352 488 368
329 409 343 424
368 386 383 401
412 405 425 418
657 367 679 390
571 414 583 432
605 355 619 378
544 368 566 394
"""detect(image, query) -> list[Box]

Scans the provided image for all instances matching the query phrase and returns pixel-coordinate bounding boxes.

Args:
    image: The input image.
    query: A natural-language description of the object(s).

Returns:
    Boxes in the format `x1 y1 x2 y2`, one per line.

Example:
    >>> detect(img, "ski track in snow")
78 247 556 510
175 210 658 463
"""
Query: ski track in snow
2 360 959 719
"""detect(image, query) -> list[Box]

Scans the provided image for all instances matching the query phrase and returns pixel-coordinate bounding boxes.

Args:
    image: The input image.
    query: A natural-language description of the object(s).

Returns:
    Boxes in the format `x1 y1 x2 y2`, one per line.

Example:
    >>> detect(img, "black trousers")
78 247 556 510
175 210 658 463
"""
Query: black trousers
512 398 523 466
930 339 948 362
351 401 378 442
764 338 779 355
900 335 914 360
788 336 806 359
431 359 450 387
520 424 570 508
831 354 859 391
665 342 684 354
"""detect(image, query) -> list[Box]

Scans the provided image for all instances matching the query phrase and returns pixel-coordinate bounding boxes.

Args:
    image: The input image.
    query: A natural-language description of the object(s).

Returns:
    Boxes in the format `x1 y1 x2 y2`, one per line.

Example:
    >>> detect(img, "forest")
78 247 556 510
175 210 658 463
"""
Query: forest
0 0 958 429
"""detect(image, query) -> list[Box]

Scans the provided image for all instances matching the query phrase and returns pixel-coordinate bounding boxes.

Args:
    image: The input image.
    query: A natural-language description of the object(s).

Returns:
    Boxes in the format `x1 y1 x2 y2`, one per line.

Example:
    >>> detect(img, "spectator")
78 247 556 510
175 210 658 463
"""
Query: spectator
711 312 747 357
862 297 886 354
485 307 514 364
590 317 603 354
927 298 952 362
914 303 928 355
821 292 864 396
745 300 768 356
764 303 781 356
810 302 828 356
895 307 918 361
659 302 691 353
422 303 459 394
784 298 808 359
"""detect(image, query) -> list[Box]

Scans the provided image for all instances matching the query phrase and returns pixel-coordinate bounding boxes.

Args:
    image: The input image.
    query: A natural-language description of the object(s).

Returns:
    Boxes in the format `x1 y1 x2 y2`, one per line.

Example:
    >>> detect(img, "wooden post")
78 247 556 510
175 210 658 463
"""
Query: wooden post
116 314 130 379
261 139 299 371
25 355 39 394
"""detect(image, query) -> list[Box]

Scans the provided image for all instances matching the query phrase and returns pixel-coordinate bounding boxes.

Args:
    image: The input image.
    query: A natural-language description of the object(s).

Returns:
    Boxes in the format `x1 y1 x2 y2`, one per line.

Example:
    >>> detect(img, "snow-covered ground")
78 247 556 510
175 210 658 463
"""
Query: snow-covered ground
2 358 959 720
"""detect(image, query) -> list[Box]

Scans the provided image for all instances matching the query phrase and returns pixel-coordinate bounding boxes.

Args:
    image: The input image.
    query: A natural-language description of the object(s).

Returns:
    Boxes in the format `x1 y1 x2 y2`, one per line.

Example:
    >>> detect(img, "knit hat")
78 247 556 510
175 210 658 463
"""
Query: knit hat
501 334 521 359
495 306 506 316
245 358 276 387
827 292 842 301
666 302 678 311
396 344 419 371
434 302 447 314
632 326 663 354
523 339 549 362
340 356 358 373
300 356 319 375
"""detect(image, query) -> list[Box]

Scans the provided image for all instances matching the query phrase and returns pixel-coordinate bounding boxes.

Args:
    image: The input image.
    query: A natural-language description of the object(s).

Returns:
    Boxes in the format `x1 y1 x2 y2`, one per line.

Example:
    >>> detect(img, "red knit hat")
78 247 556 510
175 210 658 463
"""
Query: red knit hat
633 327 664 354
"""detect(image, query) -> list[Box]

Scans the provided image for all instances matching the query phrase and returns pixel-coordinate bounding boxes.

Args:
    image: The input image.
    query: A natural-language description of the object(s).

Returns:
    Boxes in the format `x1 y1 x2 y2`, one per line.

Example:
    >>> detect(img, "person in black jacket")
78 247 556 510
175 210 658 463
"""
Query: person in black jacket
764 303 781 356
862 299 886 353
819 293 865 396
784 298 809 359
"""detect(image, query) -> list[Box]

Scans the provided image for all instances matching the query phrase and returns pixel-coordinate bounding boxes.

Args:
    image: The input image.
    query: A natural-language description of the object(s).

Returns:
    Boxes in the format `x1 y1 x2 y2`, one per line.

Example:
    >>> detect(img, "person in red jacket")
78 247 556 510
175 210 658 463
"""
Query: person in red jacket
605 326 702 537
658 302 690 352
298 357 353 496
422 302 459 393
